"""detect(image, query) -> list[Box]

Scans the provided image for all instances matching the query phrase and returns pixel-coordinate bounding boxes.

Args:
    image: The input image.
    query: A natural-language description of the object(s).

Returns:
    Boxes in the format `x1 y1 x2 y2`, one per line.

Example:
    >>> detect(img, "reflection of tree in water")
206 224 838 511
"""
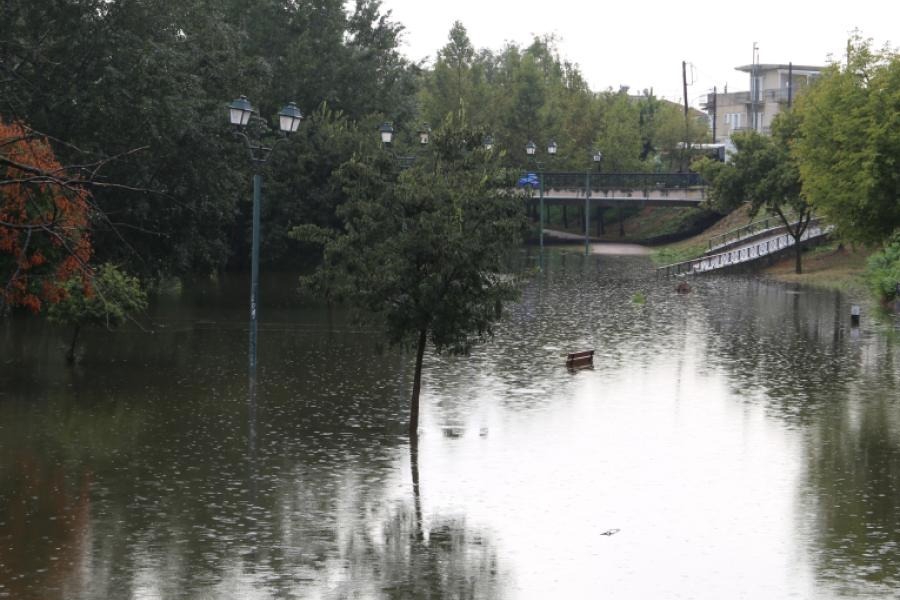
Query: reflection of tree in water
698 278 900 592
369 507 501 600
802 378 900 592
0 454 92 600
0 386 502 599
327 442 503 600
700 281 863 423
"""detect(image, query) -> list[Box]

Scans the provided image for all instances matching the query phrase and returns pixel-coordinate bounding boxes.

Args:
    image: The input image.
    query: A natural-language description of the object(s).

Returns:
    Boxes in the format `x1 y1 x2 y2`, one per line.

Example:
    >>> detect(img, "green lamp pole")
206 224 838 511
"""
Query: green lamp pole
526 139 557 251
229 95 303 372
585 150 602 255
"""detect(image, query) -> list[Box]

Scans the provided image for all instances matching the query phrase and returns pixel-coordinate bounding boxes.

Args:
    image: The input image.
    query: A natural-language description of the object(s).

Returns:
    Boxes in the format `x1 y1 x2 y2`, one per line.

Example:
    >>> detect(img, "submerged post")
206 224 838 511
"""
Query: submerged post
584 171 591 255
539 171 545 252
249 172 262 371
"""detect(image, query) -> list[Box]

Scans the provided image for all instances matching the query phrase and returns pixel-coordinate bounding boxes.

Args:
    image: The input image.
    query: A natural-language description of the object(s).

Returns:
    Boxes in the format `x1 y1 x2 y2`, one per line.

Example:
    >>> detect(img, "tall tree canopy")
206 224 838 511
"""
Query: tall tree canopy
418 25 706 172
793 37 900 244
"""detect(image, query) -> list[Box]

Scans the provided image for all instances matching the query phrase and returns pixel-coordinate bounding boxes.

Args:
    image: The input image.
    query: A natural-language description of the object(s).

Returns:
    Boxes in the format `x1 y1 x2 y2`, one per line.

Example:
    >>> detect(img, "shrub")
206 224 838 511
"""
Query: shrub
864 236 900 302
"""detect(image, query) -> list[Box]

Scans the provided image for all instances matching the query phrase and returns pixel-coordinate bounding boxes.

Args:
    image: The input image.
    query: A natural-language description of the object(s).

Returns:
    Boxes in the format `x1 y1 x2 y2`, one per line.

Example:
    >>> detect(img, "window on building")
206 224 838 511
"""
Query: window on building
725 113 743 131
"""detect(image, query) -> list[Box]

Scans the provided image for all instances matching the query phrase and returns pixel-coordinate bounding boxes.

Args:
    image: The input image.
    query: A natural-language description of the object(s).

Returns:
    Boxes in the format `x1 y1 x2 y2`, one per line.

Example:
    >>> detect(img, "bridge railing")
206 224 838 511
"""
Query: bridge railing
706 215 821 252
658 219 830 277
707 217 778 251
540 172 703 191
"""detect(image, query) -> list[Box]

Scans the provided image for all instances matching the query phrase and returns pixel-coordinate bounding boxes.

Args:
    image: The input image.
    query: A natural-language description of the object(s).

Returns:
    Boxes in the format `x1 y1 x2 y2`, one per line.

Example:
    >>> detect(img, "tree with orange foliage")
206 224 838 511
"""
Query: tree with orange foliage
1 120 93 314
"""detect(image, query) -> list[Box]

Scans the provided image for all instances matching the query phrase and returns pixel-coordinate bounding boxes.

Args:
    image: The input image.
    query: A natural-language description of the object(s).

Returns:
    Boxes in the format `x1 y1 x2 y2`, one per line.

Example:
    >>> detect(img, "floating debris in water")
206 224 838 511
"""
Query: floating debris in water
600 528 620 536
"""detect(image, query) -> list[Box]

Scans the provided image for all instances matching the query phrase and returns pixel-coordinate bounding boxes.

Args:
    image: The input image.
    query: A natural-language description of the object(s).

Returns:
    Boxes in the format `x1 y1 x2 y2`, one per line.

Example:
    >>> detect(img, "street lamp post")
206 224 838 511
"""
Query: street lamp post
585 150 602 254
229 95 303 372
526 139 557 251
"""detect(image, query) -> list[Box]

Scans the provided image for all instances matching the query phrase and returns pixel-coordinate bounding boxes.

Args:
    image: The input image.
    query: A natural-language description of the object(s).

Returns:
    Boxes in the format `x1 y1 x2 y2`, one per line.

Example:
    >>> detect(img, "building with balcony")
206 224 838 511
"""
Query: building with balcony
703 63 824 144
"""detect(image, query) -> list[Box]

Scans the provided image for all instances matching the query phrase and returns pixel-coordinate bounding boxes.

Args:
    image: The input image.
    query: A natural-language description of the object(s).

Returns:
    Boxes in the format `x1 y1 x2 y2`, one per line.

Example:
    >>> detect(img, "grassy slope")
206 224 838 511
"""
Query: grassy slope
650 204 756 264
761 243 871 295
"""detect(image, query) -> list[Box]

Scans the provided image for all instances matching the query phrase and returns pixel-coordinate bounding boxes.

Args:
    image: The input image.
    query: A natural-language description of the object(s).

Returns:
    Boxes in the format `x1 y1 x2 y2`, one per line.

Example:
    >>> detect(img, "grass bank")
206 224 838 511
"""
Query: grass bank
648 206 875 297
761 242 871 295
649 204 755 265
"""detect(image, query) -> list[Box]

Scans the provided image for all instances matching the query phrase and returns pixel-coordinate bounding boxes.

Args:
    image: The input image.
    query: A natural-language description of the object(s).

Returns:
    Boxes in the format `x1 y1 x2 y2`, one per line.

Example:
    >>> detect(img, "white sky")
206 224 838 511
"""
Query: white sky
378 0 897 107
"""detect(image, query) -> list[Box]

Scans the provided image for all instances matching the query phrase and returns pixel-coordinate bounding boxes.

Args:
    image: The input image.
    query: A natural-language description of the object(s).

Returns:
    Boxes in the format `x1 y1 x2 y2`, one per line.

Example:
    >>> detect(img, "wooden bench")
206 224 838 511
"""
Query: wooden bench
565 349 594 368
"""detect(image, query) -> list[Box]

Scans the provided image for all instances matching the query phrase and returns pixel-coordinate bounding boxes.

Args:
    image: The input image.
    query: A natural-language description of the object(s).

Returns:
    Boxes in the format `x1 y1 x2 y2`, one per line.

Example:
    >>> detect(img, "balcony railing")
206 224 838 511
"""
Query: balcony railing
763 88 796 102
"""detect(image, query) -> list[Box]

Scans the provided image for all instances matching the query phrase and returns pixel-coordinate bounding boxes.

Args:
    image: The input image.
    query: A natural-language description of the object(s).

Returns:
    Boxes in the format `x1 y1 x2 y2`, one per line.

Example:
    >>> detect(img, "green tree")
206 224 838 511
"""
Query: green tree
793 37 900 244
422 22 475 120
47 263 147 363
593 90 643 172
652 102 710 172
293 119 525 437
2 0 417 280
695 113 812 273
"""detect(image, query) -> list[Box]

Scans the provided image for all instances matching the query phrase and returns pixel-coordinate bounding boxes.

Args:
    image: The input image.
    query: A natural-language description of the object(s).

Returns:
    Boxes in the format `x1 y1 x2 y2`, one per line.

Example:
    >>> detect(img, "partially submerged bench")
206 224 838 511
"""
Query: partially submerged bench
565 349 594 369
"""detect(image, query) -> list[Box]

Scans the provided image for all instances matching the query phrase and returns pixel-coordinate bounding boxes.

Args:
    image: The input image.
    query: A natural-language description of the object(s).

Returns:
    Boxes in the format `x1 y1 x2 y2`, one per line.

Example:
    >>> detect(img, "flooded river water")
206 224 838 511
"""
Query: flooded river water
1 247 899 599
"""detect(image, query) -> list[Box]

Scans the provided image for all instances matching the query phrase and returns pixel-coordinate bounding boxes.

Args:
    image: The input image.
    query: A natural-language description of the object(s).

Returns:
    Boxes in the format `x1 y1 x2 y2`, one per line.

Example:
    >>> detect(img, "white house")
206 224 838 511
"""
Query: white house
704 63 825 143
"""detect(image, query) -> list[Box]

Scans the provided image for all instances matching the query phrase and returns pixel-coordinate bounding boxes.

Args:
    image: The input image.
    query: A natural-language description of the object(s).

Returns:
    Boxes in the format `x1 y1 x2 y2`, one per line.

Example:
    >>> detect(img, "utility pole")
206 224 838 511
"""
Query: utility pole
682 60 689 172
787 62 793 108
712 85 717 142
751 43 759 132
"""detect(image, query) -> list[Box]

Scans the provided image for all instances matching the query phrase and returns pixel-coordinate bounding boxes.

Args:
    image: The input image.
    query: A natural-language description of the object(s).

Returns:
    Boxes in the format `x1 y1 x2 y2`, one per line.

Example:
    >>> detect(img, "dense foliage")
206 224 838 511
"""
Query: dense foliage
1 120 93 313
793 38 900 245
1 0 417 280
864 235 900 303
47 262 148 362
418 23 709 173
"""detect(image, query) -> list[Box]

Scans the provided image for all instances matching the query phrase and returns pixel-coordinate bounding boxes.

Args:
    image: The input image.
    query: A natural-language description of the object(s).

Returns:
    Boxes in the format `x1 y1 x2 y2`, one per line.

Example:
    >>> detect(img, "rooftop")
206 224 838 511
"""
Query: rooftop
735 63 827 74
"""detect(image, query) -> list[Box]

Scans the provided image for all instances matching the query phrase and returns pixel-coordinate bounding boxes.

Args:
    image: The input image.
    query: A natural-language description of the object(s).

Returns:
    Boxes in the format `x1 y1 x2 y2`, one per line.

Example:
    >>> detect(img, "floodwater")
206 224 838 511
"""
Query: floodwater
1 248 899 599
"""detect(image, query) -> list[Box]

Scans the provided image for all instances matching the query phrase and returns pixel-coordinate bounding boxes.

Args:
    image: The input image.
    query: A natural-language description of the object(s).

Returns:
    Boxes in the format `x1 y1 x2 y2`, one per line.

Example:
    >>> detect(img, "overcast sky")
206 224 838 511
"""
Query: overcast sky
377 0 897 107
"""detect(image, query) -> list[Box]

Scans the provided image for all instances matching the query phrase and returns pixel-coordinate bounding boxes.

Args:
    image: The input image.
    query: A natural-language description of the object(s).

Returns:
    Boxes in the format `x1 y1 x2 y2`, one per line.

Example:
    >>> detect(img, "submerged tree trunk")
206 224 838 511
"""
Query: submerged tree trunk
66 325 81 365
409 328 428 438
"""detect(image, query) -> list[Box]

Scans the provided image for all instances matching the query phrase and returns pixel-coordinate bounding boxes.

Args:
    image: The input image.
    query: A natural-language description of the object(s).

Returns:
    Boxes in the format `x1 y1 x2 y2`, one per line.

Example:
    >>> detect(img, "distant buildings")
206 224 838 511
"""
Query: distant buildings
704 63 825 144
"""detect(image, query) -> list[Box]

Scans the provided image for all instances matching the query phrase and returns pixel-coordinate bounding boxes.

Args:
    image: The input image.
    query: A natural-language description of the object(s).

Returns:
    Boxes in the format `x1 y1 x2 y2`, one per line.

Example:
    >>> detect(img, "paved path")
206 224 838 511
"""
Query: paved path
543 229 653 255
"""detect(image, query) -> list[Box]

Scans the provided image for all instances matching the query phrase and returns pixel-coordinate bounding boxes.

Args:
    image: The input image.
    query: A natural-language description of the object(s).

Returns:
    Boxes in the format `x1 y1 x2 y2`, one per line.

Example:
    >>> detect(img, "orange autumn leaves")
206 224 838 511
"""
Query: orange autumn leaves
1 120 92 313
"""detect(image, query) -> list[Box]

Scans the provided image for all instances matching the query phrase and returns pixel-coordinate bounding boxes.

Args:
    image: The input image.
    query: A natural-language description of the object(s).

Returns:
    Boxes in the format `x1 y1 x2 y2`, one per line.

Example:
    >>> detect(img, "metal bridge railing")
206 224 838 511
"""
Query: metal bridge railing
657 220 830 278
540 172 703 191
707 216 821 252
707 217 778 251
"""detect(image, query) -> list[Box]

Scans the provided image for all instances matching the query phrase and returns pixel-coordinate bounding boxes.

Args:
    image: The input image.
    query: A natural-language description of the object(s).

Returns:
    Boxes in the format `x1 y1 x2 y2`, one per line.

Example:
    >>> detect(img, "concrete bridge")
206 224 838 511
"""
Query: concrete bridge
521 172 707 207
520 171 707 250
